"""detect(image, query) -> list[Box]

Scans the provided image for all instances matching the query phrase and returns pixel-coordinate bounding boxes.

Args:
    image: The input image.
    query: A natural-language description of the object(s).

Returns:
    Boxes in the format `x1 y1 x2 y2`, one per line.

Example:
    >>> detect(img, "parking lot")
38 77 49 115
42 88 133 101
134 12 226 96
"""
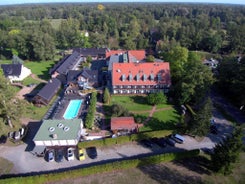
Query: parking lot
0 141 178 175
0 106 234 176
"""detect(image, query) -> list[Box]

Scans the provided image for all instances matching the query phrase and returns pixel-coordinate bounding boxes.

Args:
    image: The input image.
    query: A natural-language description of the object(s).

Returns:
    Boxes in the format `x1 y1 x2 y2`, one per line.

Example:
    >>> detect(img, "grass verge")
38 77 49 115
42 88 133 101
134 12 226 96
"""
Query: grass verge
0 157 13 175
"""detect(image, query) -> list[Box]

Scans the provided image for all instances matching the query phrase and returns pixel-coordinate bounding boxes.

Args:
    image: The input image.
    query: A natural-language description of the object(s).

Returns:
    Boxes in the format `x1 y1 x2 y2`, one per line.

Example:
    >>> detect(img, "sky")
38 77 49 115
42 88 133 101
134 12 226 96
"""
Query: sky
0 0 244 6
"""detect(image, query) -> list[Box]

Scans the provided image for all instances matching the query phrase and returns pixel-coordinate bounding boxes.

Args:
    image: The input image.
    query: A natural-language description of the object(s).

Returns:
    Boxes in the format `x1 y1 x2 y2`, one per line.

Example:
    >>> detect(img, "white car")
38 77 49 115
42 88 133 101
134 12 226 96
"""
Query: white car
67 148 75 161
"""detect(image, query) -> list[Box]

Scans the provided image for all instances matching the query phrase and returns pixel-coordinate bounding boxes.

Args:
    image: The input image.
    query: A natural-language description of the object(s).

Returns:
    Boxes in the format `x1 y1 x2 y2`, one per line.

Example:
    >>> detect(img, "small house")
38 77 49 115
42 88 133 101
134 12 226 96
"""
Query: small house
111 117 138 134
1 64 31 82
33 78 61 106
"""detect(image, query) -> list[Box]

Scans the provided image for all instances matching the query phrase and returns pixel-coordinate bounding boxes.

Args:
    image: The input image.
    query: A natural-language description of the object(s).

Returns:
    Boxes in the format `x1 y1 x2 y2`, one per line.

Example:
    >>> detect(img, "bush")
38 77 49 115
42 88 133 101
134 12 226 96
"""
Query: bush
78 130 172 148
0 149 199 184
85 92 97 129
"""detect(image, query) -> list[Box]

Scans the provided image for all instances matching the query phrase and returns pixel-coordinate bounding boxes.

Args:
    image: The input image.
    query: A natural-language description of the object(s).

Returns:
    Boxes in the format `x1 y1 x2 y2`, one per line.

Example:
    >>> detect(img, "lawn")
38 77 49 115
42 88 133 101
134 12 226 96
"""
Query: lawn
109 95 180 131
22 76 41 86
50 152 245 184
24 60 56 80
111 96 153 111
23 93 60 120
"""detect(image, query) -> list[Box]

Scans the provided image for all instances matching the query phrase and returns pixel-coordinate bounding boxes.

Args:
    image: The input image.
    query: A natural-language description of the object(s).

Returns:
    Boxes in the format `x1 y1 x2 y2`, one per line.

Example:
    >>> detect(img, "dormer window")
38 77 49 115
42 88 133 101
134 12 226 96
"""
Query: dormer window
150 73 154 81
143 74 147 81
136 74 140 82
157 73 162 81
121 74 126 81
129 74 133 81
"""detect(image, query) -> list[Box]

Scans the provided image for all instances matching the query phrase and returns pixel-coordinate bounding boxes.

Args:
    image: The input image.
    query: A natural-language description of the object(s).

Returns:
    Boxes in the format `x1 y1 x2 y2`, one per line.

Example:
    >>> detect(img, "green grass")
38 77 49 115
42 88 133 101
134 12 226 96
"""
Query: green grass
24 60 55 80
111 96 153 111
110 95 180 131
0 59 12 64
140 109 180 131
22 76 41 86
23 92 60 120
189 51 222 60
0 157 14 175
203 152 245 184
156 103 172 110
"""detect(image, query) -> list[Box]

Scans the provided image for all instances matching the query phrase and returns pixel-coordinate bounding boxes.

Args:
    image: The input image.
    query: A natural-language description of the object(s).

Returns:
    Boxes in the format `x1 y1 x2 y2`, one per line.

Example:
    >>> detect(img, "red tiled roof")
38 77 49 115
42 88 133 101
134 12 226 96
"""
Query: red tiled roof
106 50 125 58
112 62 171 86
111 117 137 130
106 50 145 62
127 50 145 61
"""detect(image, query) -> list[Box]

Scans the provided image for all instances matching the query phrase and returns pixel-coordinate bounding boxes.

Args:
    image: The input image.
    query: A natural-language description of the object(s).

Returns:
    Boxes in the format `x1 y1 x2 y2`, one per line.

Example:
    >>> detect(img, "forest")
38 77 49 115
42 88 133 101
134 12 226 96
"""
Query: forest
0 3 244 134
0 3 244 61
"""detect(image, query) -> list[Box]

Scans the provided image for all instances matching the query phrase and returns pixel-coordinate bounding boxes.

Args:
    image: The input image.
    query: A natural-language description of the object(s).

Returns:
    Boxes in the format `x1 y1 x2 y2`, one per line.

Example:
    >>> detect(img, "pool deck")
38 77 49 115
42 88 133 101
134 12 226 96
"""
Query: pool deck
51 93 89 120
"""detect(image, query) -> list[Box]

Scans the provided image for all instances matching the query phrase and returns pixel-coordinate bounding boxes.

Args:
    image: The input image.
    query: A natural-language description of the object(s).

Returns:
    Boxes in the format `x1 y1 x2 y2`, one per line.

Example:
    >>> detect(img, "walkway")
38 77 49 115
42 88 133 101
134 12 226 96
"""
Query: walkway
30 74 47 83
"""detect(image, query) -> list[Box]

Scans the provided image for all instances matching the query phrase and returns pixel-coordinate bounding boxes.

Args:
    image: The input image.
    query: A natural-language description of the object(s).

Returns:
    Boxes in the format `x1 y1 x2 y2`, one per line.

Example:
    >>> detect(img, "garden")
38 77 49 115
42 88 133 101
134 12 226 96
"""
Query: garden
104 95 180 132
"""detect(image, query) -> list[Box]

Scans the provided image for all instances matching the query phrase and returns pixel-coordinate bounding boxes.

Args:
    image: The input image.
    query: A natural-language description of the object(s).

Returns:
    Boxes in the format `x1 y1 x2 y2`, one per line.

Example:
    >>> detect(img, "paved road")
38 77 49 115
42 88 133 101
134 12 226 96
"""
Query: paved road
0 107 233 177
210 90 245 124
0 90 238 177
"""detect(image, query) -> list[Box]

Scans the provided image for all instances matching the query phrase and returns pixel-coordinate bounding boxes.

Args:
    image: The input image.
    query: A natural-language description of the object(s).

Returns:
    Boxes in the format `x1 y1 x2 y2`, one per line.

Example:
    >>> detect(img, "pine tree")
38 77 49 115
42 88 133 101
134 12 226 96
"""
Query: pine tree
211 127 243 175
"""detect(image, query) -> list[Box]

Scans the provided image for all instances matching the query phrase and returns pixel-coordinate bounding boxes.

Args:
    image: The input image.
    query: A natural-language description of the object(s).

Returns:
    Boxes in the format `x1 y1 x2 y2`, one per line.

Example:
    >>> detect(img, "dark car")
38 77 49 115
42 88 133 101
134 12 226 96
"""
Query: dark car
210 125 218 134
55 149 64 162
0 135 7 144
166 137 176 146
140 139 153 148
155 137 167 147
86 147 97 159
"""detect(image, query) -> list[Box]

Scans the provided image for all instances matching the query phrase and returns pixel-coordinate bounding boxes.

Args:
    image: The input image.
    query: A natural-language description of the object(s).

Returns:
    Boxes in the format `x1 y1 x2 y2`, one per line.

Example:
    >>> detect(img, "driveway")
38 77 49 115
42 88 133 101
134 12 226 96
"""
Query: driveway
0 108 233 177
0 92 237 177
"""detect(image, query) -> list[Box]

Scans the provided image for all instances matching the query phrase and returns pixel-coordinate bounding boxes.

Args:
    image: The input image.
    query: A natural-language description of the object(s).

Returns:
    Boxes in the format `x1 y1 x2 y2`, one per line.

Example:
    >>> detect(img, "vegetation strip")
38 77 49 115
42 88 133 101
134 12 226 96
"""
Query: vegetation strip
78 130 173 148
0 150 200 184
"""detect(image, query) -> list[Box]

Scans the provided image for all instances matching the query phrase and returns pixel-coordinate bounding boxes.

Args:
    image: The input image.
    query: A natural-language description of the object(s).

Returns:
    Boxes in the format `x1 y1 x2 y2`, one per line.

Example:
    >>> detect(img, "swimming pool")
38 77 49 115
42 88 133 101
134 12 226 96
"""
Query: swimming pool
63 99 83 119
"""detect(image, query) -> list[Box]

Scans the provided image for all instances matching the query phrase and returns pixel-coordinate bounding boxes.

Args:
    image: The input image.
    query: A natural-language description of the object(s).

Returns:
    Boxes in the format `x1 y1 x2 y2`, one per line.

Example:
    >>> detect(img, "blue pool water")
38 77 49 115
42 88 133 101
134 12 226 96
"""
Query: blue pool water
63 99 83 119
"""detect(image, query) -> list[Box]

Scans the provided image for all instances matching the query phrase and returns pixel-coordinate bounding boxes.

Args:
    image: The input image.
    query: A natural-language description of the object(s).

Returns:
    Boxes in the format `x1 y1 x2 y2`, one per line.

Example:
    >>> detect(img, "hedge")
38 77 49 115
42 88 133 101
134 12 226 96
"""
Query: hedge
0 149 199 184
78 130 173 148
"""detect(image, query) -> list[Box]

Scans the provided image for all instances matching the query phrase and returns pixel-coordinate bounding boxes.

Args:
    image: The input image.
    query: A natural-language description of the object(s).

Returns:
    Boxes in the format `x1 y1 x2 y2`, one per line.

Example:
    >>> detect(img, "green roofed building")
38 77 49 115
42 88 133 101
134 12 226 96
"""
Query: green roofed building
33 119 83 147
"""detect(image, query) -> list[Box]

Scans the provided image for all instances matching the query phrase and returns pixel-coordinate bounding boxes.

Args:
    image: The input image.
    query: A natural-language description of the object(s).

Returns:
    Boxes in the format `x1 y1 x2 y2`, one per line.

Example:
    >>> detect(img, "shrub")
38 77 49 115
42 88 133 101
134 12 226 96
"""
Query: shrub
0 149 199 184
78 130 172 148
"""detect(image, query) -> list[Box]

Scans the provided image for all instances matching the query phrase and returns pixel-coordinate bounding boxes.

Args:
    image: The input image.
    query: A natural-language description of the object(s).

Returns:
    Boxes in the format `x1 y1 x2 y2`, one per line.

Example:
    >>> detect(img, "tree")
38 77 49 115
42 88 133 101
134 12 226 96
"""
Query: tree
147 92 167 105
103 88 110 104
172 52 214 105
211 127 243 175
111 104 130 117
146 55 155 62
0 69 23 134
162 46 189 82
217 57 245 107
187 98 212 136
85 92 97 129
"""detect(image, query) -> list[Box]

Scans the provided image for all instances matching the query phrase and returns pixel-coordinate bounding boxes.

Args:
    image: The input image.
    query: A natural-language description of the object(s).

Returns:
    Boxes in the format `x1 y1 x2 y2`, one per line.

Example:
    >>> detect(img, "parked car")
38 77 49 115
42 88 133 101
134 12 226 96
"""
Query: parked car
166 137 176 146
86 147 97 159
170 134 184 144
0 135 7 144
210 125 218 134
8 131 14 139
78 148 85 161
151 137 167 147
47 149 55 162
56 149 64 162
67 148 75 161
140 139 153 148
14 131 20 140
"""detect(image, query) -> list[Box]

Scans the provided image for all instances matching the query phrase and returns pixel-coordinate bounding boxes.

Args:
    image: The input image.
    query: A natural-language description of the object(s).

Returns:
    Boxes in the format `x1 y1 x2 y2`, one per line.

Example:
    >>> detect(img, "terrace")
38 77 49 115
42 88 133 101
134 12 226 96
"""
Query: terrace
47 92 90 120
